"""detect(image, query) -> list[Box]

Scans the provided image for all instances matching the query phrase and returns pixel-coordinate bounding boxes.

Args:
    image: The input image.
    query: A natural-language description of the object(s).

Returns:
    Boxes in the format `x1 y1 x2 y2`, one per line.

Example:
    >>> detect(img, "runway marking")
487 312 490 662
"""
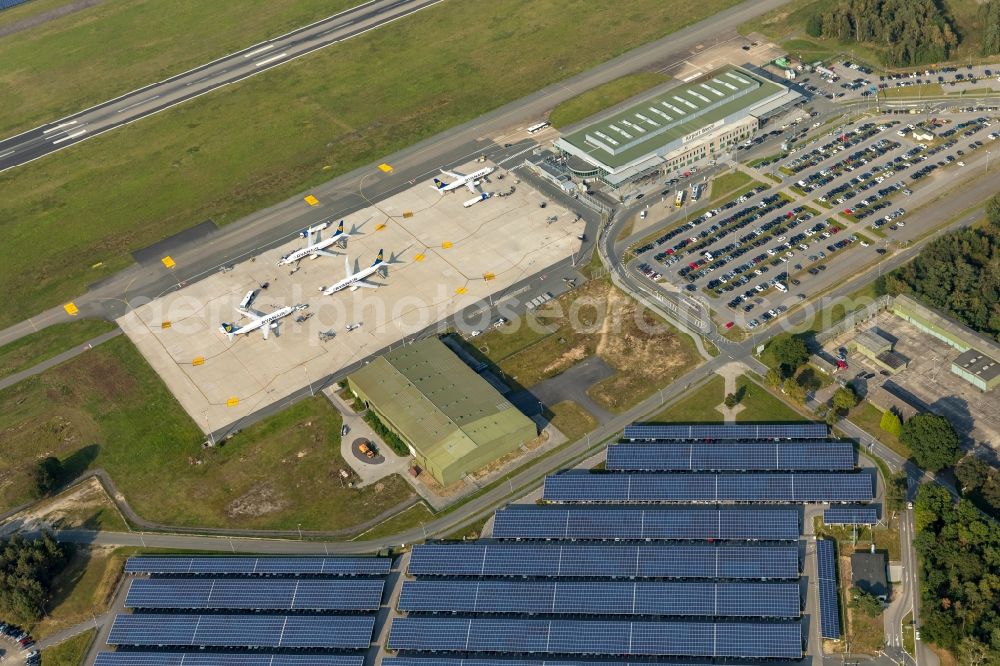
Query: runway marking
52 129 87 144
185 76 210 87
117 95 161 113
243 44 275 58
0 150 14 159
42 120 78 134
254 52 287 67
63 302 79 316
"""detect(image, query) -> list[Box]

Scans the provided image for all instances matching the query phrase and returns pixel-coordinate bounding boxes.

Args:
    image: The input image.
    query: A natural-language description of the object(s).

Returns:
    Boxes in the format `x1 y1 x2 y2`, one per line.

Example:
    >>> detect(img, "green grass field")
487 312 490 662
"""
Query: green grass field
0 0 742 328
0 337 414 530
0 319 116 380
0 0 360 136
41 629 94 666
709 171 753 198
882 84 944 99
33 547 125 638
652 375 725 422
548 72 670 128
548 400 599 442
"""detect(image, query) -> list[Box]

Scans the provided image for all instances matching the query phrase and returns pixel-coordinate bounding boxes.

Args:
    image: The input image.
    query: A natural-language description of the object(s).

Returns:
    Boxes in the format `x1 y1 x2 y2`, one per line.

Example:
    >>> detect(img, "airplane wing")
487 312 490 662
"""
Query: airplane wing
261 325 270 340
465 180 480 194
441 170 463 179
354 280 379 289
312 249 338 257
236 307 260 319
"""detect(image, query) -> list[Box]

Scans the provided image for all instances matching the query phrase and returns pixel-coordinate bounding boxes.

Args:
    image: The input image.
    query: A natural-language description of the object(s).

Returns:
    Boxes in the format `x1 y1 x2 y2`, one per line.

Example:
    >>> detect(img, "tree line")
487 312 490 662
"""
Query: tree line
877 200 1000 343
805 0 959 66
0 533 69 625
914 484 1000 663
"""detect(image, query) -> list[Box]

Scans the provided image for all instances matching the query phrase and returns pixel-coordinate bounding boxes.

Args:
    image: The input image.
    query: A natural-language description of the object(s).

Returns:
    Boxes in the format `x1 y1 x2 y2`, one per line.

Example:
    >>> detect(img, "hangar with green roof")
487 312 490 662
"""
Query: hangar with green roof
346 337 538 486
555 66 800 187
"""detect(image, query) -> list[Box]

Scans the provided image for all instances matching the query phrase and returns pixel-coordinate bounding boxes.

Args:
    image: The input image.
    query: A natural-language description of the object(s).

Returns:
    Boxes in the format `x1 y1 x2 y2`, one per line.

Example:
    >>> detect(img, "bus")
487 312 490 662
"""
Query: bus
690 183 703 201
674 190 686 208
526 122 549 134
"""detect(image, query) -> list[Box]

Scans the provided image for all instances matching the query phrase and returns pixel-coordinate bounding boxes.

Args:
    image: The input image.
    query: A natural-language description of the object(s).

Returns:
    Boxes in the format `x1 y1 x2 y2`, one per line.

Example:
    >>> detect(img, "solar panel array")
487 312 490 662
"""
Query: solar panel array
388 617 802 658
491 505 800 540
124 556 389 576
95 655 363 666
125 578 384 611
606 441 855 471
399 580 800 617
384 660 711 666
408 542 800 579
623 424 828 441
107 614 375 649
542 471 873 503
817 539 842 640
99 556 388 663
824 505 880 525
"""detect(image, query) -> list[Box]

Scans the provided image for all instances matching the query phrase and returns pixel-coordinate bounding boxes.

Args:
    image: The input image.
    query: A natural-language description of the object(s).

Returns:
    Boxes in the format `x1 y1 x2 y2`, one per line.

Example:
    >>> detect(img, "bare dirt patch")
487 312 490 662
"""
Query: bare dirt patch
226 483 289 519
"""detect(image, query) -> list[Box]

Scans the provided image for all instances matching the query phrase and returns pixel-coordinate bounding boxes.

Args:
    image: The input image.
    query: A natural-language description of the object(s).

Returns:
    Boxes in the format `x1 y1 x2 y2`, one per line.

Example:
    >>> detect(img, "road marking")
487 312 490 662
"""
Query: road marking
254 52 287 67
185 76 210 87
42 120 78 134
117 95 161 113
52 129 87 144
0 150 14 159
243 44 275 58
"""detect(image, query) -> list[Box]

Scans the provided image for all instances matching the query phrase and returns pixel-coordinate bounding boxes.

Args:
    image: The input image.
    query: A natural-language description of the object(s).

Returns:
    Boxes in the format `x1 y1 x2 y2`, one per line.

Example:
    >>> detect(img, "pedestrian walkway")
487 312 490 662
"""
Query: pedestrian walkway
0 328 121 391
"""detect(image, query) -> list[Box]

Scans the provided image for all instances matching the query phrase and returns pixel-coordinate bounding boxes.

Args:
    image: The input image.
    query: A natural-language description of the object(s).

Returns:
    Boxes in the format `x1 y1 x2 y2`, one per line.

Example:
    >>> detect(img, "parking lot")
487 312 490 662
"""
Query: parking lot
626 110 998 332
793 60 1000 102
0 621 37 666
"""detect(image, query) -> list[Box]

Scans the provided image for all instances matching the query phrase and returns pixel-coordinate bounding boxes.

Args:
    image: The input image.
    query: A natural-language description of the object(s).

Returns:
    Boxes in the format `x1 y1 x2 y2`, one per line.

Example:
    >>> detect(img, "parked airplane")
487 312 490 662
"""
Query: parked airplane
431 166 494 195
219 304 306 340
278 220 351 266
320 250 387 294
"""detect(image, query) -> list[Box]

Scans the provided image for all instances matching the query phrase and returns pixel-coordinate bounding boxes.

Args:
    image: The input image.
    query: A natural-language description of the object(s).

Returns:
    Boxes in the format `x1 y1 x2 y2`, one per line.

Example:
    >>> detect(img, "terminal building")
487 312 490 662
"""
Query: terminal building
554 65 801 188
347 337 537 486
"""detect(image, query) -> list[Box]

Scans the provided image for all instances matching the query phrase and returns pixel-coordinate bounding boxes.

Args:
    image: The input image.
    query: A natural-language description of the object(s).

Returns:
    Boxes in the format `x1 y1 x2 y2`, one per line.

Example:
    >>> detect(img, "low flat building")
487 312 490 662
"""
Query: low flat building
555 66 800 188
865 384 919 421
892 295 1000 391
851 551 888 601
347 337 537 486
951 349 1000 392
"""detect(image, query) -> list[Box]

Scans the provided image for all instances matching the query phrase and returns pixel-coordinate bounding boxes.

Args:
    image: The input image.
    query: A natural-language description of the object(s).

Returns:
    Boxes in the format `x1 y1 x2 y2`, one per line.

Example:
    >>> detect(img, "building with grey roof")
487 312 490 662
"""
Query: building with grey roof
554 66 800 187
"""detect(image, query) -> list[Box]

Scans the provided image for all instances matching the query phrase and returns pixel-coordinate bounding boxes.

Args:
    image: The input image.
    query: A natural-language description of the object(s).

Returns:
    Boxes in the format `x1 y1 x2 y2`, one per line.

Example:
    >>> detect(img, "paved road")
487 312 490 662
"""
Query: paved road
0 0 444 172
0 329 121 391
0 0 793 351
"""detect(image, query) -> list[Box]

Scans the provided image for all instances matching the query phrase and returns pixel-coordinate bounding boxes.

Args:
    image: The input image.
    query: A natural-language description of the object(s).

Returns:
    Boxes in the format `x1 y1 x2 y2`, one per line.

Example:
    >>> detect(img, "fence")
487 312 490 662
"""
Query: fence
815 295 894 345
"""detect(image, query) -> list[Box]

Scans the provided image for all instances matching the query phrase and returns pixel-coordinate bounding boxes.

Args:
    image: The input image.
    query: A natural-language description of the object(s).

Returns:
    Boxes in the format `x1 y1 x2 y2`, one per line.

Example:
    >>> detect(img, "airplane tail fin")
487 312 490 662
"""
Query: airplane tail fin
337 219 344 233
433 178 446 189
373 249 384 266
220 322 236 340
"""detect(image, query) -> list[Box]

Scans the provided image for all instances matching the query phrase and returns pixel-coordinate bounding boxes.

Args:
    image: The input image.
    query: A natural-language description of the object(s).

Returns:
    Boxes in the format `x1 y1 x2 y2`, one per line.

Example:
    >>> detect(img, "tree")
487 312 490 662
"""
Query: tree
782 377 806 404
849 587 884 617
880 410 903 437
805 12 824 38
768 335 809 377
980 1 1000 56
901 413 961 472
765 367 783 388
987 192 1000 227
724 393 738 408
32 457 62 498
831 385 859 413
956 456 991 493
0 533 69 625
885 472 908 512
957 637 993 666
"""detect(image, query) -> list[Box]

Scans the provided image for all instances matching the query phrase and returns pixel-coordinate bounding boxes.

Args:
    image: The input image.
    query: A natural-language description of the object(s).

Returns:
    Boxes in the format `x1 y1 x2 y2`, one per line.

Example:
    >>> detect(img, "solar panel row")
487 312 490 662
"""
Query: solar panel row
387 617 802 658
123 556 390 576
816 539 841 640
622 424 827 441
384 660 711 666
408 542 800 579
106 614 374 649
125 578 384 611
398 580 801 618
542 472 873 503
606 442 855 471
95 655 364 666
491 505 800 541
823 505 879 525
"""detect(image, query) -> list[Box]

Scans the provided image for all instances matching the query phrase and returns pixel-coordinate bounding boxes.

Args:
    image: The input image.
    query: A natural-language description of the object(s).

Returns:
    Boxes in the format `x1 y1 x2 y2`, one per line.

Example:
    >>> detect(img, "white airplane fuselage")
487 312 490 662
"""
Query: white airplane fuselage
278 235 341 266
433 166 494 193
219 306 296 340
322 262 385 294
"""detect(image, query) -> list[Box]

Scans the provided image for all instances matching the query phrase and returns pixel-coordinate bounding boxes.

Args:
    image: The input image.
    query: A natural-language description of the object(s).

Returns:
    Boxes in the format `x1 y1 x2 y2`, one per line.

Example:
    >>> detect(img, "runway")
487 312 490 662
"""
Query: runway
0 0 442 172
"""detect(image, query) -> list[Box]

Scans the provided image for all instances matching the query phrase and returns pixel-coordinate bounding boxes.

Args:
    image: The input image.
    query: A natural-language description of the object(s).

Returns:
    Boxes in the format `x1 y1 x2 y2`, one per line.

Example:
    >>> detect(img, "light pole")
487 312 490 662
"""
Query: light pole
297 523 303 540
304 366 314 397
204 411 215 447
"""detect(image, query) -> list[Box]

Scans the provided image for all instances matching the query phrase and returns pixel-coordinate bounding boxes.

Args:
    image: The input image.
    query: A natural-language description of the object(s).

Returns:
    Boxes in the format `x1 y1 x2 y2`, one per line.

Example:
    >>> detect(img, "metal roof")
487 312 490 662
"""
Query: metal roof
953 349 1000 382
557 67 788 170
348 337 535 472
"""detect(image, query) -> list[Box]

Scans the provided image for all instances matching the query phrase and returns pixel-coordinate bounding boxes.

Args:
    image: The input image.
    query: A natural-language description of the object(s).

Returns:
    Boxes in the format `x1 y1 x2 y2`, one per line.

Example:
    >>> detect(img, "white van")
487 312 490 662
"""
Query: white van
775 282 788 293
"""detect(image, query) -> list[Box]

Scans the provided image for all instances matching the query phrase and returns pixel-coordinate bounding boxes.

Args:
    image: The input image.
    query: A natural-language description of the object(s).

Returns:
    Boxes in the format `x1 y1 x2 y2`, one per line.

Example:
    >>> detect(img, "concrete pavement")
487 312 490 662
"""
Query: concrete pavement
0 329 121 392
